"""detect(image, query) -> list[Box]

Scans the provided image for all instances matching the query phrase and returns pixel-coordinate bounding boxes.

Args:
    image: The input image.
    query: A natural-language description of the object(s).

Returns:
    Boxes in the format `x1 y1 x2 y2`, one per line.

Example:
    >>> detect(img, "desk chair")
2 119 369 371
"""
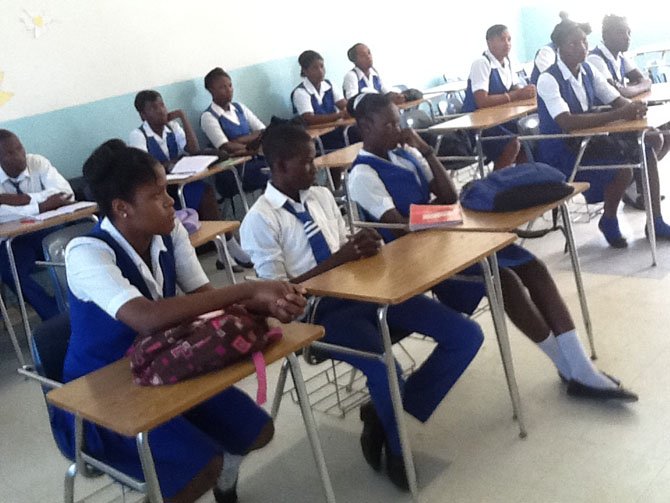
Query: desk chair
18 314 145 503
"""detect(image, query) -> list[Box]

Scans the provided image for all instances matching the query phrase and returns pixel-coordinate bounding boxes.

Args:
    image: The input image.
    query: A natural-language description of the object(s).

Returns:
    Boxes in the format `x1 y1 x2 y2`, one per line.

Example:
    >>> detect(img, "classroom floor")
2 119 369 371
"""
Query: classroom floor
4 180 670 502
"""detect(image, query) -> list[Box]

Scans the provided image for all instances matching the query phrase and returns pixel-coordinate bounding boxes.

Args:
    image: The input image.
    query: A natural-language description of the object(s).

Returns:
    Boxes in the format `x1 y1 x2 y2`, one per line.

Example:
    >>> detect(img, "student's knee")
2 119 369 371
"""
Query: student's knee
646 133 663 154
247 418 274 453
614 168 634 185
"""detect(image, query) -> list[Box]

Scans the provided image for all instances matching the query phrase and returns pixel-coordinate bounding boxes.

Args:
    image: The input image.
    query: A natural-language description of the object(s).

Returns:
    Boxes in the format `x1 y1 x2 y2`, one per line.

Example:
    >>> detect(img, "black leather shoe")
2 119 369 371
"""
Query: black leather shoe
213 480 238 503
359 401 385 471
234 257 255 269
566 375 638 402
216 260 244 273
387 452 410 492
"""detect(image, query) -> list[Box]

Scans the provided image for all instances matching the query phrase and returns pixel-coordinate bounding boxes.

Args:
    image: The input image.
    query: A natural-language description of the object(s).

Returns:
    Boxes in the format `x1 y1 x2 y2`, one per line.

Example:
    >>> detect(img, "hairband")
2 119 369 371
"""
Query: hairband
352 90 375 111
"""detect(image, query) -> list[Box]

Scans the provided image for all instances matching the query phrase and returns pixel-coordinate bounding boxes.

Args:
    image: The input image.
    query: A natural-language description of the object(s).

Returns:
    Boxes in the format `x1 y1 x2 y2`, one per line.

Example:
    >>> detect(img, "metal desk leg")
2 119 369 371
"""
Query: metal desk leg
639 131 657 266
177 184 187 210
560 203 596 359
0 287 25 365
480 256 527 438
232 165 250 216
287 353 336 503
6 237 32 344
474 130 485 179
214 235 237 285
137 431 164 503
377 305 419 502
271 359 290 420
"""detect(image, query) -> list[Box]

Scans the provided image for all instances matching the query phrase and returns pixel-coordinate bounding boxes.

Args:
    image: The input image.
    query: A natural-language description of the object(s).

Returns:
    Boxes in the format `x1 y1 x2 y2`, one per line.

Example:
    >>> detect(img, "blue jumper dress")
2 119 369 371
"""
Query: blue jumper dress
54 224 269 498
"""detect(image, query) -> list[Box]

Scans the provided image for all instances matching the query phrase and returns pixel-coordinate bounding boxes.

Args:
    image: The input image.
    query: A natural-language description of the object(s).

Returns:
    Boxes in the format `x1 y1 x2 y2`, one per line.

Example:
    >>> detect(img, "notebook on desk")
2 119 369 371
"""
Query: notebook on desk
167 155 220 180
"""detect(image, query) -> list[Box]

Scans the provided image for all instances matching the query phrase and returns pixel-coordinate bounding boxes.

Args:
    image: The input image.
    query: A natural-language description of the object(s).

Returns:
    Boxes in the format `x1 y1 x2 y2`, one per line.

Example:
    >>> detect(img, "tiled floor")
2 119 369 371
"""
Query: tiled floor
3 190 670 502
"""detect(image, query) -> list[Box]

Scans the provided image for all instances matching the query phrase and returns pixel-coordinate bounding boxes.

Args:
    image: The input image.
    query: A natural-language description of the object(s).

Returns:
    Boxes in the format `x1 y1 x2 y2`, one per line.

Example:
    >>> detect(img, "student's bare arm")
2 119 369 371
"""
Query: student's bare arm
379 208 409 239
0 194 31 206
301 110 347 126
555 98 646 132
474 85 536 108
617 70 652 98
168 110 200 155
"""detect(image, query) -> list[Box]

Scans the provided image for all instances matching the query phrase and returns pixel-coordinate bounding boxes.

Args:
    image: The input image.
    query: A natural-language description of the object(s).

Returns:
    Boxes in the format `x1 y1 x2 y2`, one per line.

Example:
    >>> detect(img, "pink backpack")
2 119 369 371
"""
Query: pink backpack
127 304 282 404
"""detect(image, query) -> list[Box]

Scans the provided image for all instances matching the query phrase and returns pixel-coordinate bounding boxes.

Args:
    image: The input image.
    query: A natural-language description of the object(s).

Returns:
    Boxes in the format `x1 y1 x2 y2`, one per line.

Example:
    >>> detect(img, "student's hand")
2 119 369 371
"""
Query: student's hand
338 229 382 263
399 128 433 156
167 109 186 122
38 193 71 213
244 281 307 323
617 101 647 121
511 85 536 101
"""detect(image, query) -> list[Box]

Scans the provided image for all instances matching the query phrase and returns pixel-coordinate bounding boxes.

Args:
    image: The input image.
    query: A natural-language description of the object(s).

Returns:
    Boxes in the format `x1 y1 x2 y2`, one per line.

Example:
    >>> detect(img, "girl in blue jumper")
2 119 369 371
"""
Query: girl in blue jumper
348 92 637 404
60 139 307 503
536 18 670 247
462 24 536 169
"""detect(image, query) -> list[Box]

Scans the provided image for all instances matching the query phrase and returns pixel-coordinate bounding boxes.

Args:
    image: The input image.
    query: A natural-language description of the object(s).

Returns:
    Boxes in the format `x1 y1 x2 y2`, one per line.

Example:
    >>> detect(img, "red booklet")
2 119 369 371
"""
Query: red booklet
409 204 463 231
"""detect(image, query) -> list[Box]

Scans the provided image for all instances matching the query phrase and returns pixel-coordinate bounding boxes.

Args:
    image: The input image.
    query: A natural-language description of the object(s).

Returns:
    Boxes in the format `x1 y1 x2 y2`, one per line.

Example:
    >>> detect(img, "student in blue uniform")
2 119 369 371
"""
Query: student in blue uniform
462 24 536 169
536 18 670 247
0 129 74 320
342 43 405 103
200 67 269 200
240 123 483 491
59 139 307 503
347 92 637 403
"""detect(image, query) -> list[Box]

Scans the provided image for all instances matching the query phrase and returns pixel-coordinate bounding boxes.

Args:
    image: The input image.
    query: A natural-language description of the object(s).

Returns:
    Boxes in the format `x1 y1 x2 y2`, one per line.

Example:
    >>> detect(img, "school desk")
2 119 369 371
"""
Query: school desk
422 79 468 97
47 322 335 503
167 156 251 213
0 203 99 364
569 102 670 266
301 230 522 501
188 221 240 285
634 82 670 104
313 142 363 170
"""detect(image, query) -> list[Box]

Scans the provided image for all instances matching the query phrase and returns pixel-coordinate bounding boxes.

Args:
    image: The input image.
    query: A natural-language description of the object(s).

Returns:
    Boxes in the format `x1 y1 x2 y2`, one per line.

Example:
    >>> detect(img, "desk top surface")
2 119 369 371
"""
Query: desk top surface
166 156 250 186
634 83 670 104
571 102 670 135
429 100 537 132
0 204 98 239
188 221 240 248
47 322 324 436
313 142 363 169
302 230 515 305
306 98 428 131
423 80 468 95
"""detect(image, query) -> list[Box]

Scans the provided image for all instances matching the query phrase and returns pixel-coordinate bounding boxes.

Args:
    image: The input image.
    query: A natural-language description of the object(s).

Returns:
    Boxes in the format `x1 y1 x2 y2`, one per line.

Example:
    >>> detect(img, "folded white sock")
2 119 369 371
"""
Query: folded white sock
537 333 572 380
217 452 244 491
226 236 252 263
556 330 616 389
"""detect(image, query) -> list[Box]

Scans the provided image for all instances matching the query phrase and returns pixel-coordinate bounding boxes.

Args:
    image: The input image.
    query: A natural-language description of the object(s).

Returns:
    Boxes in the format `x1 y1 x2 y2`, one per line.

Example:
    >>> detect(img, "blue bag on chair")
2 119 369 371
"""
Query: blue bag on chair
460 162 574 212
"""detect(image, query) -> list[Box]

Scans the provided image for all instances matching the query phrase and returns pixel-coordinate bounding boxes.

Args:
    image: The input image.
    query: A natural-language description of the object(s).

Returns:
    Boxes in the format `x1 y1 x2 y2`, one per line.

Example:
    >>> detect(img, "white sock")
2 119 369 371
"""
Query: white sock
217 452 244 491
556 330 616 389
537 333 572 380
226 236 252 263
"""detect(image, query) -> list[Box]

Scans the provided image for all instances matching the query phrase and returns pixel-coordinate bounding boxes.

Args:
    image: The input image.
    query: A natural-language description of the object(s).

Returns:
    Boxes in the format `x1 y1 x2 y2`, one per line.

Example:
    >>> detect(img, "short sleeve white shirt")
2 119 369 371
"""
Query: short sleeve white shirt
537 57 621 118
66 217 209 319
468 50 519 93
342 67 390 100
200 102 266 149
348 146 433 220
292 77 344 115
240 183 348 280
586 43 638 84
128 121 187 158
534 45 557 74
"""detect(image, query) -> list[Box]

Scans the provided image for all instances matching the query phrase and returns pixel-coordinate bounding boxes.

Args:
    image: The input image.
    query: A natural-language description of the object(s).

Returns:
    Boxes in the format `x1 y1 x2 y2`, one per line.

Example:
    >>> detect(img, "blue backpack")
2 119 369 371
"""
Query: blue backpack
460 162 574 212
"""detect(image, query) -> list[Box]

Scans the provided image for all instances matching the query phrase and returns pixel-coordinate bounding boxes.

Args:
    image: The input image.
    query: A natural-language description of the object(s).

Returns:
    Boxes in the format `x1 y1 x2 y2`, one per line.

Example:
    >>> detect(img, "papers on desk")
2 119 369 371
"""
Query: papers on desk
35 201 97 221
409 204 462 231
167 155 220 180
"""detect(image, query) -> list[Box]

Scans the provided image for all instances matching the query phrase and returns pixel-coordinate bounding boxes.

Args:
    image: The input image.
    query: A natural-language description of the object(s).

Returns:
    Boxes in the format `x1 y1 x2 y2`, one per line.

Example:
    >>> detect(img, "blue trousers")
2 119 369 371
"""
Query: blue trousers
0 230 58 320
315 296 483 455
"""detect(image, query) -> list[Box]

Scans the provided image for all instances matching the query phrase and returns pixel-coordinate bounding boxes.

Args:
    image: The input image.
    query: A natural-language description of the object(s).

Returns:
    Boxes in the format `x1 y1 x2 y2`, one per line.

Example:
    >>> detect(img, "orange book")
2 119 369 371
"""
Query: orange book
409 204 462 231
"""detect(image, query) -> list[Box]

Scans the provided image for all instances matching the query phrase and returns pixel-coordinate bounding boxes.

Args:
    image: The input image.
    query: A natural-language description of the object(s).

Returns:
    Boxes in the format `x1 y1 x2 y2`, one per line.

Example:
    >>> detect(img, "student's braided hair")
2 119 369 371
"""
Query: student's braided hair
298 50 323 76
133 90 162 113
204 67 231 90
83 139 158 218
347 43 364 63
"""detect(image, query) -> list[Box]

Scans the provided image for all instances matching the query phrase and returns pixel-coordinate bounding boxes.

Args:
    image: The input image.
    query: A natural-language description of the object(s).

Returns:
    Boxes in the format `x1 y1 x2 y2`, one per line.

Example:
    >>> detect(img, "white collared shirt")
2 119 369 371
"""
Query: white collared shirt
586 43 637 84
200 101 266 149
66 217 209 319
127 120 187 158
0 154 74 224
534 45 557 74
348 146 433 220
342 67 390 99
468 50 519 93
292 77 344 115
240 183 348 280
537 56 621 118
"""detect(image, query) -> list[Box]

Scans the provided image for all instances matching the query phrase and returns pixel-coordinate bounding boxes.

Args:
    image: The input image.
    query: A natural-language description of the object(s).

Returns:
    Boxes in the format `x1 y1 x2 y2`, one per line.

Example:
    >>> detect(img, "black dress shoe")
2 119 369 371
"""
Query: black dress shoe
234 257 255 269
216 260 244 273
359 401 385 471
386 451 410 492
566 376 638 402
213 480 238 503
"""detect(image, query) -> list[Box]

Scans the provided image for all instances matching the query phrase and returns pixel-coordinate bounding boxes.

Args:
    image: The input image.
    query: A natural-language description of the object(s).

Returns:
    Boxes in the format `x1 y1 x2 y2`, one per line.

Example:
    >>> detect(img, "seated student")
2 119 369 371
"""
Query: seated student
59 139 307 503
531 12 592 85
347 92 637 403
342 43 405 104
129 90 252 269
462 24 537 169
200 67 269 199
536 18 670 247
240 124 483 491
291 50 351 150
0 129 73 320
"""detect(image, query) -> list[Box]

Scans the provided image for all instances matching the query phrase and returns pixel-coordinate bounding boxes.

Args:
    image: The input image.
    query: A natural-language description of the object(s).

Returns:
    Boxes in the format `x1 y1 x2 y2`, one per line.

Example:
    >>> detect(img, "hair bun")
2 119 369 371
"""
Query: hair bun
83 139 127 184
559 11 569 21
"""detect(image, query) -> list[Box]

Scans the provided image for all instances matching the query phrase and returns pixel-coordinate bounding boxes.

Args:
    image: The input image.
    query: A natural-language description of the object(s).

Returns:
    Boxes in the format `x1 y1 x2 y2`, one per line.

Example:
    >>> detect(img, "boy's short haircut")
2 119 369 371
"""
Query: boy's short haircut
486 24 508 41
261 124 311 168
134 90 162 113
347 43 363 63
602 14 627 32
204 67 231 90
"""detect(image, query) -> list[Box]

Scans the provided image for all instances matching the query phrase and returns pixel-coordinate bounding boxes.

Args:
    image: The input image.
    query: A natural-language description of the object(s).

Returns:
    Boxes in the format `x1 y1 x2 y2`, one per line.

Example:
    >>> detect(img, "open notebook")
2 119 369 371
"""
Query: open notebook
166 155 220 180
34 201 97 221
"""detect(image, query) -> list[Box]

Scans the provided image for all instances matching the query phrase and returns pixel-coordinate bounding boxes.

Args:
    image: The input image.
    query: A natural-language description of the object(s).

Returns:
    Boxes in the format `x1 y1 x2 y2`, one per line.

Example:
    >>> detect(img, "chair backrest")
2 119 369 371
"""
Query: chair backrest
30 313 71 384
42 221 96 312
